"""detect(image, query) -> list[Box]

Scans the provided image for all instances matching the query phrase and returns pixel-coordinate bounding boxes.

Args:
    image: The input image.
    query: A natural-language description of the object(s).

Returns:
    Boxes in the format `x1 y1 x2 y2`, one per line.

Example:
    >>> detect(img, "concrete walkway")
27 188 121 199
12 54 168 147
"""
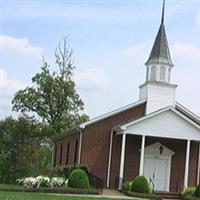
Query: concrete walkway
44 189 142 199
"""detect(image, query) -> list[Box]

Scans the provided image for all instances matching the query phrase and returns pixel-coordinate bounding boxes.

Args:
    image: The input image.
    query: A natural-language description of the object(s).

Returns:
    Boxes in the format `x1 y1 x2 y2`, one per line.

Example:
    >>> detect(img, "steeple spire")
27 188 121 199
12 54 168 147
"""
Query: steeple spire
161 0 165 24
145 0 173 67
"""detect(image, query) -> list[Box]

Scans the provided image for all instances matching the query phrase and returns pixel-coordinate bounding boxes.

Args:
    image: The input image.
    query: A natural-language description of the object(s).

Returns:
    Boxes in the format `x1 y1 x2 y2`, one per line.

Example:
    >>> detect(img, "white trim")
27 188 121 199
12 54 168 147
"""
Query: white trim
80 100 146 128
107 130 114 188
121 107 200 131
139 135 146 175
78 130 83 165
197 142 200 185
184 140 191 189
176 102 200 125
118 133 126 190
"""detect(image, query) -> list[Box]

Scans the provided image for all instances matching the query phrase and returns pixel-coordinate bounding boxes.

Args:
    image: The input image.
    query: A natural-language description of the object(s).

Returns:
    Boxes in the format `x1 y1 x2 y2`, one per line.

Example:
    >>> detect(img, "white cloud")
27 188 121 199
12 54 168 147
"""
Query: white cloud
173 42 200 62
196 12 200 25
1 35 42 58
74 67 111 91
0 69 26 92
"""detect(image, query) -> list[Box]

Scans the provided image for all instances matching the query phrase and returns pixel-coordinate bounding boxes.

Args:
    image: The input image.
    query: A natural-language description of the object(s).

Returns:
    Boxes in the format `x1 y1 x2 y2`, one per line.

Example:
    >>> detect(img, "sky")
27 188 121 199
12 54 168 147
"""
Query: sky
1 0 200 120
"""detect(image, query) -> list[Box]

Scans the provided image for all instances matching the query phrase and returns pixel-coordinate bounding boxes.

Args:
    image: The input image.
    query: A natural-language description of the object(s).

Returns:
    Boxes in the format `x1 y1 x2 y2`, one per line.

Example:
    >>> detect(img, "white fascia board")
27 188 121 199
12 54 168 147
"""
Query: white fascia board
176 102 200 124
121 106 200 132
80 99 146 129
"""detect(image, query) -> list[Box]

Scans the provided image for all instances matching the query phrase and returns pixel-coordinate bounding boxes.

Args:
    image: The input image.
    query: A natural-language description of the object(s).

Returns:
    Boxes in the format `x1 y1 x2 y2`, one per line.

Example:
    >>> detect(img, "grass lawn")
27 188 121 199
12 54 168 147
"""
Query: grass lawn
0 192 131 200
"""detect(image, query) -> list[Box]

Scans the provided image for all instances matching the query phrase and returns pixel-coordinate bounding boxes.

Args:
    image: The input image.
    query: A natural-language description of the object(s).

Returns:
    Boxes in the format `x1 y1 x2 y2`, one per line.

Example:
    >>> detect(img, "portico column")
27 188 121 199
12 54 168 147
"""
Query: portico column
139 135 146 176
184 140 191 189
118 133 126 190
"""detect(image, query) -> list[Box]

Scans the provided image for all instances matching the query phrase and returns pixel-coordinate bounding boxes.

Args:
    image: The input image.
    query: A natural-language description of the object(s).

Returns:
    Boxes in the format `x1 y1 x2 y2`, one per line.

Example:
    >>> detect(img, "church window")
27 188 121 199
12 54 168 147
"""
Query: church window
74 139 78 164
59 143 63 166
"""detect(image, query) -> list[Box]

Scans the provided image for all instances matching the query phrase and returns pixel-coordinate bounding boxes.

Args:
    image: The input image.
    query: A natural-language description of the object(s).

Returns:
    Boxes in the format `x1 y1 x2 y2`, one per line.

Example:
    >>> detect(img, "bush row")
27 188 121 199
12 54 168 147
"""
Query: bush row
16 168 91 190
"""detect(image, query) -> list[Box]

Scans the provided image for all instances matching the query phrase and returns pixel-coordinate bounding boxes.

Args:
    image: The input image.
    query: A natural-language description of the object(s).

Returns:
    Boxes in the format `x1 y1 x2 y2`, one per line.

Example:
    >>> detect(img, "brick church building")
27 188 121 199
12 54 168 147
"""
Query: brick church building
53 1 200 193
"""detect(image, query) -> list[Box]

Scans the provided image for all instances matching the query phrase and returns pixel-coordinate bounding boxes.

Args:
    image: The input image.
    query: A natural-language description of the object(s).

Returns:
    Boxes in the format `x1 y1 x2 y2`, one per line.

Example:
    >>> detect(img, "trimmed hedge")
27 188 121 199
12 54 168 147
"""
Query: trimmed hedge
68 169 90 189
52 165 89 179
131 176 150 194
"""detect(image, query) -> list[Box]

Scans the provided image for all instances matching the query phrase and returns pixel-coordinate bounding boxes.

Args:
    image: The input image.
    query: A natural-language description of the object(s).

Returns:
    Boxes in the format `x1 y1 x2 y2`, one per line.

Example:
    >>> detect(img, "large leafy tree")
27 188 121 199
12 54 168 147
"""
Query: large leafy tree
12 40 88 137
0 116 51 183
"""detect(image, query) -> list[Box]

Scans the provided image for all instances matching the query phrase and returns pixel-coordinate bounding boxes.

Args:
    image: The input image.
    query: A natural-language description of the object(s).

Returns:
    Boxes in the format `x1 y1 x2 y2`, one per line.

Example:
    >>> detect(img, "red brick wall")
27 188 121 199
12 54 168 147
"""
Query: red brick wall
80 103 146 186
54 133 80 167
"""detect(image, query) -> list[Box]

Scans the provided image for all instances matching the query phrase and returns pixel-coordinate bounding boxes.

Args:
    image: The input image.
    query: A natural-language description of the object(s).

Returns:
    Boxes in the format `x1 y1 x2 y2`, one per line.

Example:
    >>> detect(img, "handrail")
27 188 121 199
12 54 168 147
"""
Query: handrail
149 178 155 192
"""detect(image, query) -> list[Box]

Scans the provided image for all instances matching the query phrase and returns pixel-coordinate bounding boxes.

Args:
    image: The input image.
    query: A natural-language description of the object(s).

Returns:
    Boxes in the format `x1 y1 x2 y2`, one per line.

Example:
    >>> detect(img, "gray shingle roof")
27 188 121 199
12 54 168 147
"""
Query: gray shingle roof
145 0 173 66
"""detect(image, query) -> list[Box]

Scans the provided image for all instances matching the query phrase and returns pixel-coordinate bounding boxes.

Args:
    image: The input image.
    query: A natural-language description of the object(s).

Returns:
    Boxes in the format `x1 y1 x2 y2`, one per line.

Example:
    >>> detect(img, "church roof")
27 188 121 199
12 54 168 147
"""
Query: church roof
145 0 173 66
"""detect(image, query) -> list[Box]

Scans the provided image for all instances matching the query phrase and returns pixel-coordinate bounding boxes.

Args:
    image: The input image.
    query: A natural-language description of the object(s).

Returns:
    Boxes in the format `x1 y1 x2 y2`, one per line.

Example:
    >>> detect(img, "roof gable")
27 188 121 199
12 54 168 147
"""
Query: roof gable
80 99 146 128
120 107 200 141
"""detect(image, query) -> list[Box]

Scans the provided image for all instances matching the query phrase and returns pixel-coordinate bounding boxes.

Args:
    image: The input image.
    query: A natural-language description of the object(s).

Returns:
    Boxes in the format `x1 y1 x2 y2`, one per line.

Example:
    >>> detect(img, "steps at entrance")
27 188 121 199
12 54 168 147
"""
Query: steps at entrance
155 191 182 200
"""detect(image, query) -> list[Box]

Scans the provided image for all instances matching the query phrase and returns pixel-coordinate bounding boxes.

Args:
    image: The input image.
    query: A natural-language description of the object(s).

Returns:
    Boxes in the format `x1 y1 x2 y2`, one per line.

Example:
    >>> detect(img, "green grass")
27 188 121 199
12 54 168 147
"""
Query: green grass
0 184 23 190
0 192 130 200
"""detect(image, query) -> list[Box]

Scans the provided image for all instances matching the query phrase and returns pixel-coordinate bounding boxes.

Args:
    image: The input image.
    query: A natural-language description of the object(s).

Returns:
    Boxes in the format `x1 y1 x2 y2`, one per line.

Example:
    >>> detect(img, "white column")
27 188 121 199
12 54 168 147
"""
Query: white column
118 133 126 190
107 130 114 188
139 135 146 176
184 140 191 189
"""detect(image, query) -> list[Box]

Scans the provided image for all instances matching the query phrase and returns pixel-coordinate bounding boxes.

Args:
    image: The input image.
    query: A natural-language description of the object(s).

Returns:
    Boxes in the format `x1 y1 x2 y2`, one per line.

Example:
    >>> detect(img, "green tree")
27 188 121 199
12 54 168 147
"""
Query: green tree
12 40 88 137
0 116 52 183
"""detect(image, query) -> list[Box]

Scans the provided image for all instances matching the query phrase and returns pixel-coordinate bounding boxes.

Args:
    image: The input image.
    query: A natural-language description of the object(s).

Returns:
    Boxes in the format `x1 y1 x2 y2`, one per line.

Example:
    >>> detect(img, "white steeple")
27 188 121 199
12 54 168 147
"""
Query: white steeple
139 0 177 114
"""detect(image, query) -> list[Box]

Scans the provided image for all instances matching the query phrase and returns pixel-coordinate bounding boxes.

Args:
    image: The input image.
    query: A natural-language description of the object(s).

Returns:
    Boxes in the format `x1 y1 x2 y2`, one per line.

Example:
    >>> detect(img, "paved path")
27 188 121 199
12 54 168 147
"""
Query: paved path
44 189 142 199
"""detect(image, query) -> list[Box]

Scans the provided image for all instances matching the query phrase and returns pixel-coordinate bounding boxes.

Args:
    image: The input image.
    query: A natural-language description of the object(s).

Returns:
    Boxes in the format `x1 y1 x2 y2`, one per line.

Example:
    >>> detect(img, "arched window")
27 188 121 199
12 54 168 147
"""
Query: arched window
151 66 157 81
66 142 70 165
160 66 166 82
59 143 63 166
74 139 78 164
54 145 57 167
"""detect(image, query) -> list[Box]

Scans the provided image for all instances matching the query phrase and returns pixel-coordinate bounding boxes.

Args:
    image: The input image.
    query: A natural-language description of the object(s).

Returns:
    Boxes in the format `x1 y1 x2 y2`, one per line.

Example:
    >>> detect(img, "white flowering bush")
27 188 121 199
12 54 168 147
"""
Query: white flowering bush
36 175 50 187
50 177 65 188
23 177 38 189
16 178 24 185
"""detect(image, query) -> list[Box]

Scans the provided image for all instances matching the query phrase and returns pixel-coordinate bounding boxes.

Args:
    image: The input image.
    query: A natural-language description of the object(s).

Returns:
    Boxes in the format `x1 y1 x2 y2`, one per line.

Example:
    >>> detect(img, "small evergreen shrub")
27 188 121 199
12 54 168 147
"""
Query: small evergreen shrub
131 176 150 194
52 165 89 179
122 181 132 194
183 187 196 198
195 184 200 197
68 169 90 189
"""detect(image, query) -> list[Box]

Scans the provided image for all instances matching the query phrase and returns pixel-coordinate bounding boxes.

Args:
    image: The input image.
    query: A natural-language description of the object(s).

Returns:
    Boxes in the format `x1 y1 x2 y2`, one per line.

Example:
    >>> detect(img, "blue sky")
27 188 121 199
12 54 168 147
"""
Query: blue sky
1 0 200 119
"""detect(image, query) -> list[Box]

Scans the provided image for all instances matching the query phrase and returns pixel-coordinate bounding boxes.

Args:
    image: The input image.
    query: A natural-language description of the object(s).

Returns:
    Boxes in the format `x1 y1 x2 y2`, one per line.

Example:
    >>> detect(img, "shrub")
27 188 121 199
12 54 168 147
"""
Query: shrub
195 184 200 197
23 177 38 189
68 169 90 189
131 176 150 194
50 177 65 188
52 165 89 179
183 187 196 198
122 181 132 194
36 176 50 187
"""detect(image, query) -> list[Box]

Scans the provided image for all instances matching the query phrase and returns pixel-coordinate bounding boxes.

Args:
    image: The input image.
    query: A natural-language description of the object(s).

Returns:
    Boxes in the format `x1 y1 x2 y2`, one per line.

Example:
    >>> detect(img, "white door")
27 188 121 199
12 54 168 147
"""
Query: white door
144 157 168 191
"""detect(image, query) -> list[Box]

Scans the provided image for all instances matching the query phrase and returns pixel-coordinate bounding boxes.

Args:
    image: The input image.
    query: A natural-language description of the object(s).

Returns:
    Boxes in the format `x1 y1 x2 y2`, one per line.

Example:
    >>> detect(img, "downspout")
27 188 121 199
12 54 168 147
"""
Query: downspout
106 130 114 188
197 141 200 185
78 129 83 165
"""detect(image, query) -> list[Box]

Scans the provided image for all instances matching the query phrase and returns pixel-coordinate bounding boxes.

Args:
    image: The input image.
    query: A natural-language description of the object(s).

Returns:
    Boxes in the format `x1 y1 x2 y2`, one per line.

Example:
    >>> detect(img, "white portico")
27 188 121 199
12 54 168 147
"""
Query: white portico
115 106 200 191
